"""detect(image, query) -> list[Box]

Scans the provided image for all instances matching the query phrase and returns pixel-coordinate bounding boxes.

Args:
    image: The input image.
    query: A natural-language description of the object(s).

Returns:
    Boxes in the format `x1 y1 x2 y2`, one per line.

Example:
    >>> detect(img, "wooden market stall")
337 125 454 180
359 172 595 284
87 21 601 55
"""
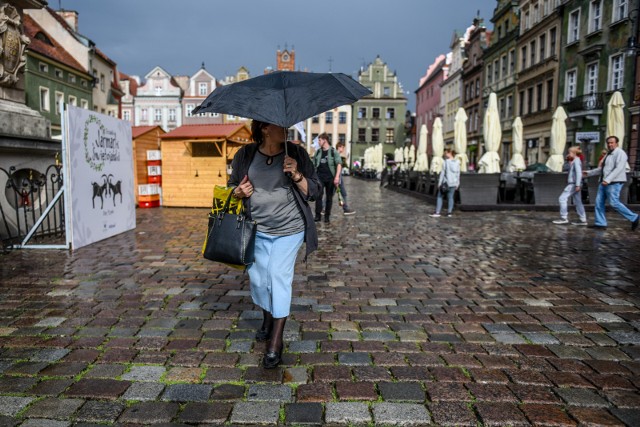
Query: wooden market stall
132 126 165 204
160 123 252 207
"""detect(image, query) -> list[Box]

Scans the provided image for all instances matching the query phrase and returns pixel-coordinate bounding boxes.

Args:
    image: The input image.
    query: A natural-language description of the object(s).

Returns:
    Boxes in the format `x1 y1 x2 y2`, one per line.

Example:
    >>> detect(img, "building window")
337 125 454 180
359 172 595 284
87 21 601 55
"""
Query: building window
501 55 507 78
550 28 557 56
371 128 379 142
526 87 534 115
372 108 380 119
521 46 527 70
487 63 493 84
536 83 543 112
68 95 77 106
339 111 347 124
39 62 48 73
499 97 506 119
609 54 625 90
81 99 89 110
338 134 346 144
475 79 480 97
533 4 539 23
169 109 176 122
199 82 207 96
386 108 395 119
585 62 599 94
493 59 499 81
539 34 546 60
530 40 536 65
546 79 554 110
186 104 194 117
155 108 162 121
509 49 515 75
55 68 63 79
568 9 580 43
383 86 390 96
69 74 76 83
358 128 366 142
100 74 105 91
312 115 319 123
141 108 148 121
358 107 367 119
519 90 525 116
544 0 550 16
566 69 577 100
507 95 513 118
325 112 333 124
81 79 87 87
589 0 602 33
123 110 131 121
613 0 629 22
385 128 394 143
524 11 530 30
55 92 63 114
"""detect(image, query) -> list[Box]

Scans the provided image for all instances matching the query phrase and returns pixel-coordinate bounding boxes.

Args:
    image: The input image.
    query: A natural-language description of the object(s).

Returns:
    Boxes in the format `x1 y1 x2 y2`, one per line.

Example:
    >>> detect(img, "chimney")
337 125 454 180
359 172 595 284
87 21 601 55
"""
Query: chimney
57 10 79 32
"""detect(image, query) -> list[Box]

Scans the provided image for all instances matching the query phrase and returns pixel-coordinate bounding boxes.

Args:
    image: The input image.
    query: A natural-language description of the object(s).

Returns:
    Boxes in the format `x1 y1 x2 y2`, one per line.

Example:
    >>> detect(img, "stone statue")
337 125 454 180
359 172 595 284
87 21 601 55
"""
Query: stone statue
0 4 30 87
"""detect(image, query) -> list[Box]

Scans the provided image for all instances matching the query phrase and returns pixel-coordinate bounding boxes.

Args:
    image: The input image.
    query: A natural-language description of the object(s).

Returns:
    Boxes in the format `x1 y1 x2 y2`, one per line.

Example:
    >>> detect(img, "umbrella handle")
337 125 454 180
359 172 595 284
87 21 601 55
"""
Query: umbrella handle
283 128 292 177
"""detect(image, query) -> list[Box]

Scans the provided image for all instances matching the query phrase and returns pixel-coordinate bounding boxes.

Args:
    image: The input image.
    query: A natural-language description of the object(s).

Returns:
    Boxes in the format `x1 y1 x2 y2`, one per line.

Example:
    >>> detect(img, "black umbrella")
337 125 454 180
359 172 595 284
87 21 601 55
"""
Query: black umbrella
191 71 371 128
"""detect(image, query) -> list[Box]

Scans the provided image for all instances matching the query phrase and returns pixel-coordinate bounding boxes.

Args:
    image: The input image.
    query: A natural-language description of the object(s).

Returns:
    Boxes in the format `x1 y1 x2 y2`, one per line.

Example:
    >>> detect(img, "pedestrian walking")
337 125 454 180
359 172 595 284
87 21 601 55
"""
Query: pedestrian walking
584 135 639 230
553 146 587 226
228 120 321 369
313 133 342 223
430 148 460 218
335 141 355 215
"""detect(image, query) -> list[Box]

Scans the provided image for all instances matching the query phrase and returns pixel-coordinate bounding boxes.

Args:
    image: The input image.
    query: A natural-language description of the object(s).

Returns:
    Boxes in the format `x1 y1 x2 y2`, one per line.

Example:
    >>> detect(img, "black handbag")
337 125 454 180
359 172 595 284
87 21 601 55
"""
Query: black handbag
203 193 257 266
439 162 449 193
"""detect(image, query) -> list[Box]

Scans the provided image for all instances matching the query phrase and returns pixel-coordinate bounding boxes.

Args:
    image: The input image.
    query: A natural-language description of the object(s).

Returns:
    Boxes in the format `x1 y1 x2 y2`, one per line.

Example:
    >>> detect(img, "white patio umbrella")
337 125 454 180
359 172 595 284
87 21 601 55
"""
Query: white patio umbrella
507 117 526 172
375 144 384 172
395 146 404 165
453 107 469 171
546 106 568 172
430 117 444 174
478 92 502 173
413 124 429 172
607 91 625 145
403 146 410 170
408 144 416 167
363 147 372 170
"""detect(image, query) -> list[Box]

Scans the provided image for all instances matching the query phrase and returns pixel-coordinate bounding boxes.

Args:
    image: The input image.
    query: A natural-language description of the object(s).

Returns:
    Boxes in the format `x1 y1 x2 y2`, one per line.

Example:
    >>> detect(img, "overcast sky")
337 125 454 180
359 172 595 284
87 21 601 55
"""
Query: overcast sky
57 0 497 110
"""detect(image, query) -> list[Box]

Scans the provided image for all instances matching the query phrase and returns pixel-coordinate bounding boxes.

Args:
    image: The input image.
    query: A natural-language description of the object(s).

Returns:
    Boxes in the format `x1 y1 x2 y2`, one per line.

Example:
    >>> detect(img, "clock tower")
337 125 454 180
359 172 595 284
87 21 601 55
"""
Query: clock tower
276 45 295 71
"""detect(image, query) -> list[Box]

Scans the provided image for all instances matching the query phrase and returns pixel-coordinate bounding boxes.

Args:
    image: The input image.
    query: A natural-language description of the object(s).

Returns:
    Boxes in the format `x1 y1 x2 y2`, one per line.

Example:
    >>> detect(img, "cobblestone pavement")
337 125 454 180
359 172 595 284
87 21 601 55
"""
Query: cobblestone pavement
1 177 640 426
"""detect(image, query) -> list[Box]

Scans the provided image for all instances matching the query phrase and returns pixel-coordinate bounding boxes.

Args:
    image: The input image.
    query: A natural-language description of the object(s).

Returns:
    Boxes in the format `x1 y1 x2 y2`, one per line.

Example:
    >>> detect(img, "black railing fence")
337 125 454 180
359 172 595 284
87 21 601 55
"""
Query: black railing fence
1 163 65 250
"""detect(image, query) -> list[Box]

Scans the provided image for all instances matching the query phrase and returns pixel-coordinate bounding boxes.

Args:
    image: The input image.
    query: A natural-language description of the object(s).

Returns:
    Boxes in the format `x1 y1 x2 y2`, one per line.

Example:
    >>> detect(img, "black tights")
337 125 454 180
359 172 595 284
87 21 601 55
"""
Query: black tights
315 178 335 218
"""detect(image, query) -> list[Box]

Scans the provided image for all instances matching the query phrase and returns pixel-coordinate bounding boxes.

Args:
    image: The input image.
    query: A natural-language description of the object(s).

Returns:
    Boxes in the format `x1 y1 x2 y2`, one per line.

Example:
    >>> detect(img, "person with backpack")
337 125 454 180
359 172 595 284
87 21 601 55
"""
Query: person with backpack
313 133 341 223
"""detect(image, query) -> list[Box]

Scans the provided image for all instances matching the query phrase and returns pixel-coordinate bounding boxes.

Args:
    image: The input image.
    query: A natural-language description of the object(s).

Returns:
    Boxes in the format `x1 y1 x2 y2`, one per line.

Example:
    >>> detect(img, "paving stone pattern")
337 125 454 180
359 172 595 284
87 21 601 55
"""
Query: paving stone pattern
1 178 639 425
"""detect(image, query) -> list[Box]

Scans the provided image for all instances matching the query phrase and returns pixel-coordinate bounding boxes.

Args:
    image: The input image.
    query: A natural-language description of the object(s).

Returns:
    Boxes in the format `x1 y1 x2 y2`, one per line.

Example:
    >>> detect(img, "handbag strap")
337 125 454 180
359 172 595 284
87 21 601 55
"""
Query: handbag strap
221 191 245 216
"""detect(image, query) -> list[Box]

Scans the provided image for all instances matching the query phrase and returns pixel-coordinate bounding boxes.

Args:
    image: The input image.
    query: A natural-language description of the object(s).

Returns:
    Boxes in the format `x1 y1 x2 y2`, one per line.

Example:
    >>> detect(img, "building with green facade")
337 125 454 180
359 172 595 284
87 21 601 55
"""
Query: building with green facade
558 0 633 167
23 14 92 138
351 56 407 164
482 0 519 168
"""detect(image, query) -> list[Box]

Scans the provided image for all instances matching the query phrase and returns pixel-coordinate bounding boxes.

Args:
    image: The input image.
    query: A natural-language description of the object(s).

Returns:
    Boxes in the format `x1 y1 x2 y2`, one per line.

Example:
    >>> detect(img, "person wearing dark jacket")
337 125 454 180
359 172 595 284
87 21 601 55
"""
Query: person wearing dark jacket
228 120 321 368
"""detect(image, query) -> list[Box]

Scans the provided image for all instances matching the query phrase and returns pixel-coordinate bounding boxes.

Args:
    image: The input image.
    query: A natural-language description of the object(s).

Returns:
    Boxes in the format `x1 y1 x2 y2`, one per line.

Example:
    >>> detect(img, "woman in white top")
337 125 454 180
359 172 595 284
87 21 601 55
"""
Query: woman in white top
430 148 460 218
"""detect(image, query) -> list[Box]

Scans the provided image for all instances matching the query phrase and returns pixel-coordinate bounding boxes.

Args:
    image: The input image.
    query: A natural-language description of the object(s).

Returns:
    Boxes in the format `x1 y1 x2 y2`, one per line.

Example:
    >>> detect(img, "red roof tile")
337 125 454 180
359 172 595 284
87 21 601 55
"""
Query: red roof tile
132 125 164 139
161 124 248 140
24 15 87 74
119 72 139 96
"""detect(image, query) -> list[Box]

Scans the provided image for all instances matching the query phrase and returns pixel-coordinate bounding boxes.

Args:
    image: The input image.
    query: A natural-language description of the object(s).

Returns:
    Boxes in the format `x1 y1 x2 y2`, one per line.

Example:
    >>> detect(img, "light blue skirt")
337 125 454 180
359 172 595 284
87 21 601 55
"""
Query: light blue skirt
247 231 304 318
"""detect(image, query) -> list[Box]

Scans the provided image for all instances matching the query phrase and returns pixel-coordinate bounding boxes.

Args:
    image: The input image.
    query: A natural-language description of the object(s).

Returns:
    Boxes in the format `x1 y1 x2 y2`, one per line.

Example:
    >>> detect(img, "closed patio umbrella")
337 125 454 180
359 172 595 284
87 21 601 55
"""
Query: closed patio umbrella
375 144 384 172
413 124 429 172
396 146 404 165
403 146 410 170
453 107 469 171
478 92 501 173
507 117 526 172
430 117 444 174
546 106 567 172
408 144 416 167
607 91 625 145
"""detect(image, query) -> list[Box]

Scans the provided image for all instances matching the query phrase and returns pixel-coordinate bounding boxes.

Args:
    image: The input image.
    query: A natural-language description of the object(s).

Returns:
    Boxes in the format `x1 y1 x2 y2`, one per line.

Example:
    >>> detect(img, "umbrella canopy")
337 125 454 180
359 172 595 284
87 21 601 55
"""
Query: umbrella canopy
192 71 371 128
507 117 526 172
374 144 384 172
606 91 625 145
408 144 416 165
525 163 550 172
403 146 410 170
478 93 502 173
430 117 444 174
395 146 404 164
453 107 469 171
546 106 568 172
413 124 429 172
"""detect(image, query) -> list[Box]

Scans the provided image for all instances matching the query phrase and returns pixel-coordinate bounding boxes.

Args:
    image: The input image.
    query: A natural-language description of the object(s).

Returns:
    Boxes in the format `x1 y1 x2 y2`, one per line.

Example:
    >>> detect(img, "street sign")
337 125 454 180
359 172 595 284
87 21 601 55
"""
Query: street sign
576 131 600 143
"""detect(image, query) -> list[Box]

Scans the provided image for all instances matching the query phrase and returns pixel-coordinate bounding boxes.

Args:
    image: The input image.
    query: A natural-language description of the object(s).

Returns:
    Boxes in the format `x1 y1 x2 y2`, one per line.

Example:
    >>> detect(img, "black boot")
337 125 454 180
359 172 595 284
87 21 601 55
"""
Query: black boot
263 316 286 369
255 309 273 341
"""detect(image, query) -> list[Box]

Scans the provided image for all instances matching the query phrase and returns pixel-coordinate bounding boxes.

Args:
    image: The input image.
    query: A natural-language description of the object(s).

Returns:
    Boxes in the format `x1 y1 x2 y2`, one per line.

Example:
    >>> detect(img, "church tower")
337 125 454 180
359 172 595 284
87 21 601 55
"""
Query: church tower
276 45 295 71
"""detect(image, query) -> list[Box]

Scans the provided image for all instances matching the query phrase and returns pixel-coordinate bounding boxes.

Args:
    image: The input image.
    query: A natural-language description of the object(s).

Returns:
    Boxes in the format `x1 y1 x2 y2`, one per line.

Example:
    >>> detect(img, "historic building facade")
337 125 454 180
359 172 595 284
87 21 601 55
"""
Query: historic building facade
134 66 183 131
23 14 92 138
558 0 634 167
461 17 491 168
441 29 470 145
351 56 407 162
482 0 520 168
415 55 448 156
181 64 223 125
516 0 562 165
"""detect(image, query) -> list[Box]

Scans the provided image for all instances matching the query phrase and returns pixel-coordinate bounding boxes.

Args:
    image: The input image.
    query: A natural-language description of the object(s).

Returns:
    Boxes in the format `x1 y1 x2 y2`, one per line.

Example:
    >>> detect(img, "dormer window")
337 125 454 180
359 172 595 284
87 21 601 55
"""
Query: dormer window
34 32 53 45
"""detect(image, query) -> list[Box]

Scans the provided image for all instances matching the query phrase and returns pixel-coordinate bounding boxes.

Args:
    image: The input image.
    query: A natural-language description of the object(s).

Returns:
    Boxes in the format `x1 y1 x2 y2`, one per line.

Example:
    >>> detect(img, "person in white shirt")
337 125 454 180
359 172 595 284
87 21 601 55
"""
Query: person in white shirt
553 146 587 225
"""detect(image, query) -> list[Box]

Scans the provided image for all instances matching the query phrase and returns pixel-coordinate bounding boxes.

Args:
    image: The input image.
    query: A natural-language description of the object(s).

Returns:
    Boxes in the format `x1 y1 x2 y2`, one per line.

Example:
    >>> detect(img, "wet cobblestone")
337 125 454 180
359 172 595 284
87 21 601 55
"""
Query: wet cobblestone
1 178 639 425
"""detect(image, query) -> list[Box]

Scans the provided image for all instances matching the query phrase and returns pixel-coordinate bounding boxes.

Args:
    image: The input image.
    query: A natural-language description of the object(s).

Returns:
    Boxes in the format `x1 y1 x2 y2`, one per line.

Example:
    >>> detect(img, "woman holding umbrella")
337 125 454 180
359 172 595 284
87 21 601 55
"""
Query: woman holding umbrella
229 120 321 369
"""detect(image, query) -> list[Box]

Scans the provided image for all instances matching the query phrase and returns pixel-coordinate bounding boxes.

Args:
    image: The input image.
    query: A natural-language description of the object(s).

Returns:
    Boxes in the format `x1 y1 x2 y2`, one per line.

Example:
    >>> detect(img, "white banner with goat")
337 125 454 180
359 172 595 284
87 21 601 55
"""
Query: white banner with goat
66 105 135 249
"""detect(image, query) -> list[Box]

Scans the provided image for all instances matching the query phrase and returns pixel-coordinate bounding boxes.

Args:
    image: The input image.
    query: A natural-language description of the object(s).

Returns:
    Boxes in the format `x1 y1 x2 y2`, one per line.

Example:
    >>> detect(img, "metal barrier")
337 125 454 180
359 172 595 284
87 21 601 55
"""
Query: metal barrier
0 163 65 251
